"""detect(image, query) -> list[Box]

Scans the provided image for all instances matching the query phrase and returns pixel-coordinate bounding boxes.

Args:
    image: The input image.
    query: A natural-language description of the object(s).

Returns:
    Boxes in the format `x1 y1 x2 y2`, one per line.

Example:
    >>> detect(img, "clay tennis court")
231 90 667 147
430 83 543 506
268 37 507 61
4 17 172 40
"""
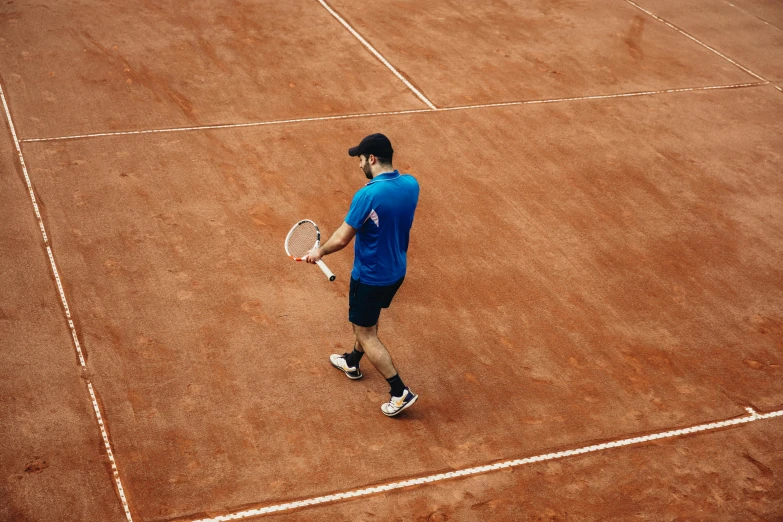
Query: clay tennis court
1 0 782 520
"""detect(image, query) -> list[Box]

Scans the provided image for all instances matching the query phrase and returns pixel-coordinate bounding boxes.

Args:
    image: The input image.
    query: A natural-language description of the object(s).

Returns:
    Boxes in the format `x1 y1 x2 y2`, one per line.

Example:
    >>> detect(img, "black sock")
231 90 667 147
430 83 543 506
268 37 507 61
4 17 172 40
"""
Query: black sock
344 348 364 368
386 374 406 397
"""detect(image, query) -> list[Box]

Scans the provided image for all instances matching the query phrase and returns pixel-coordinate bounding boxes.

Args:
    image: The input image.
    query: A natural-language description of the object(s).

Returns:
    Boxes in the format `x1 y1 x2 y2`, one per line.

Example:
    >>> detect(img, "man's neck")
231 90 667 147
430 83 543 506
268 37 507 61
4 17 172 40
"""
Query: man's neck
371 167 395 179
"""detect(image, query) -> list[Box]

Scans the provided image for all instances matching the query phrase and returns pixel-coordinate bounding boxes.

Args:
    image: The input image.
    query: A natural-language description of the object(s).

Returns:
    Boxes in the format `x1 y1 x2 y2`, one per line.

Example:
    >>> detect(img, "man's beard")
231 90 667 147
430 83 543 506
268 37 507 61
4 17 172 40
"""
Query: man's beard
363 162 373 180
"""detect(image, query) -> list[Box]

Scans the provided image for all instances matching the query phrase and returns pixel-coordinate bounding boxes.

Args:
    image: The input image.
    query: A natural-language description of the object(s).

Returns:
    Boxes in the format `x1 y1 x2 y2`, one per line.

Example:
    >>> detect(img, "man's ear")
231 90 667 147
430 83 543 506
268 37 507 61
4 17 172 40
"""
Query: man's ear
368 154 376 165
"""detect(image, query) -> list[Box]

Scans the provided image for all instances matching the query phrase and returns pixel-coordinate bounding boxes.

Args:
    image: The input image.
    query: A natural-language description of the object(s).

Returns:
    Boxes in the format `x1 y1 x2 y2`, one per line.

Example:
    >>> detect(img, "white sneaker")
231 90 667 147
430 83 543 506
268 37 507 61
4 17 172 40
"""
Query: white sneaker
381 387 418 417
329 353 363 380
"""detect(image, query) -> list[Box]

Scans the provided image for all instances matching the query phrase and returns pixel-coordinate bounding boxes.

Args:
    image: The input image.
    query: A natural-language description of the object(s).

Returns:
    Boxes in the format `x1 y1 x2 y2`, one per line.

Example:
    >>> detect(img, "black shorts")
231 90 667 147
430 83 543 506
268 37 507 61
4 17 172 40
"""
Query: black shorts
349 276 405 327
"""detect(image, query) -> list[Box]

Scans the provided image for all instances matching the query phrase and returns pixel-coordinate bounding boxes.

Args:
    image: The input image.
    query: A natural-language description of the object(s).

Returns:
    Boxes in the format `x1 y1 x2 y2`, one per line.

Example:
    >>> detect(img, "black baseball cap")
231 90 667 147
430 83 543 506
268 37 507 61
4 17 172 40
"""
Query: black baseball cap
348 133 394 158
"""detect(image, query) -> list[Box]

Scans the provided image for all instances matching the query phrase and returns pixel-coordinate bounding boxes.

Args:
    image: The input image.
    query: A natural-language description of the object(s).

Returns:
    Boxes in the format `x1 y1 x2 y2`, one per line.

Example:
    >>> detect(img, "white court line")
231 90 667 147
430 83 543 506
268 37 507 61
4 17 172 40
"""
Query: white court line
721 1 783 32
0 83 134 522
19 81 767 143
439 82 766 111
192 407 782 521
315 0 437 110
625 0 767 82
20 108 434 143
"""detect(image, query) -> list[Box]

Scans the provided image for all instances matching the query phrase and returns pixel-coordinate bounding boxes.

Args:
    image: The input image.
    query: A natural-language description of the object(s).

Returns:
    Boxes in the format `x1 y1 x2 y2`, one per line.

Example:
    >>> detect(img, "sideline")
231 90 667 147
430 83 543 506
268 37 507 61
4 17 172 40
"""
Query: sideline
0 82 134 522
315 0 437 110
625 0 767 81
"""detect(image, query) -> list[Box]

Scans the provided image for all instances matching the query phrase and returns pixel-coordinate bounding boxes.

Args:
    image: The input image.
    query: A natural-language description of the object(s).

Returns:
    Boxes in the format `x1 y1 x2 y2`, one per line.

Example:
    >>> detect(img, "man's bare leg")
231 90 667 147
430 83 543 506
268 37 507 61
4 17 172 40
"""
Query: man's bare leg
352 323 398 379
346 322 417 416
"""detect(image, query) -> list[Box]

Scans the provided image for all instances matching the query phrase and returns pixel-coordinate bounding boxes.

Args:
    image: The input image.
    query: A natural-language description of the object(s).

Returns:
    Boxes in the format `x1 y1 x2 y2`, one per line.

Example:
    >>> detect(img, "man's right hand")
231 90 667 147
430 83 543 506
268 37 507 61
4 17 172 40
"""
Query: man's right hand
304 246 323 264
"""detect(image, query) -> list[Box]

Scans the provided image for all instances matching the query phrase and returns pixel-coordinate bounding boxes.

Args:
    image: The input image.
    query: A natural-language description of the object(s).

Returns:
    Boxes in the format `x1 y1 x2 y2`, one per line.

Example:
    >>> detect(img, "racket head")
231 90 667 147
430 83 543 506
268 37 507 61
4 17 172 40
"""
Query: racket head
285 219 320 260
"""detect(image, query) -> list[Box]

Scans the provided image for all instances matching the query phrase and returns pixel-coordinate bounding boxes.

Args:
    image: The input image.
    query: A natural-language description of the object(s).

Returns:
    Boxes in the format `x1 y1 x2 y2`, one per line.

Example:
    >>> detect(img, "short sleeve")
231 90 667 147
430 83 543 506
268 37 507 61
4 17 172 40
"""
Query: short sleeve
345 189 373 229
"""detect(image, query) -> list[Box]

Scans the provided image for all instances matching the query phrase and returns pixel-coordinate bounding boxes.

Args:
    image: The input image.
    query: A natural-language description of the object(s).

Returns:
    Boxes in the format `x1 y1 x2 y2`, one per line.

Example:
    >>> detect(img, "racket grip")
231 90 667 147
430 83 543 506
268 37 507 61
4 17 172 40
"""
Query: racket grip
316 260 336 281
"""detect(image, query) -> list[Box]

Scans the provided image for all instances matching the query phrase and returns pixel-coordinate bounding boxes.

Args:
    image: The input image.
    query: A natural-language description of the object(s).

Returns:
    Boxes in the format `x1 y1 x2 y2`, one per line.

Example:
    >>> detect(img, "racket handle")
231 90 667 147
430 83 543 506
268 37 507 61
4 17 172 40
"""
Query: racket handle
316 260 336 281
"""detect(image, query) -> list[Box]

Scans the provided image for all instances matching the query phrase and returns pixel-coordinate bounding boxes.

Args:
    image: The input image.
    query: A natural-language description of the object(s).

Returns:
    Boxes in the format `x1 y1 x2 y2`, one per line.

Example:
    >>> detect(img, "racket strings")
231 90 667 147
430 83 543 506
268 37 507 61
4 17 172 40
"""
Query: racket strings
286 222 318 258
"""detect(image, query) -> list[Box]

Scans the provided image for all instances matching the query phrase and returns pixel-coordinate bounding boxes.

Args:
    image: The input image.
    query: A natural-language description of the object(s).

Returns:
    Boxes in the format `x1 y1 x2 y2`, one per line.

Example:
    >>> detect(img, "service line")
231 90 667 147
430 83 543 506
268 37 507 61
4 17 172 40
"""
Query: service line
315 0 437 110
439 81 766 111
192 407 782 521
19 81 767 144
0 82 134 522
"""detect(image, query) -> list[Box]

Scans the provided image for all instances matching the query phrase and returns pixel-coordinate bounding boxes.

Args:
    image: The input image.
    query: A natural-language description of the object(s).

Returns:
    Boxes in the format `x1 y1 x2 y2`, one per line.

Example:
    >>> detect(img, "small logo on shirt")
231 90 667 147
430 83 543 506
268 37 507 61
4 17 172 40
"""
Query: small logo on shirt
365 209 380 227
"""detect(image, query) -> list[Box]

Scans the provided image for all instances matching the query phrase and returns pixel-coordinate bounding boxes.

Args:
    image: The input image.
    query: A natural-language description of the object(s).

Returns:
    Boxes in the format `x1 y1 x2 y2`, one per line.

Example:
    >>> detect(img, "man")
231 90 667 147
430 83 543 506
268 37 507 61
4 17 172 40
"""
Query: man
305 133 419 417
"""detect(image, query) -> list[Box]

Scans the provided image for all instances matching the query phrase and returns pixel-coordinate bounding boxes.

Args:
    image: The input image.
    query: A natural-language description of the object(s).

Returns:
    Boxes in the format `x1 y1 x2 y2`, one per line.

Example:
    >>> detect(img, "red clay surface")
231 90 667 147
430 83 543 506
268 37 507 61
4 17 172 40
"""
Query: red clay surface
0 124 126 521
327 0 756 107
0 0 425 139
3 0 783 520
18 85 783 520
725 0 783 29
261 420 783 521
729 0 783 29
630 0 783 82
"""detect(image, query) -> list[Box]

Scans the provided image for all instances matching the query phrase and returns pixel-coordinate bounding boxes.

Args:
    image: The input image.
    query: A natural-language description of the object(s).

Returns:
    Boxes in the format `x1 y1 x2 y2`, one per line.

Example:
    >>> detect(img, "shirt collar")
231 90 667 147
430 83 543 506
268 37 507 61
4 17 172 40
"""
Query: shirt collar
366 170 400 185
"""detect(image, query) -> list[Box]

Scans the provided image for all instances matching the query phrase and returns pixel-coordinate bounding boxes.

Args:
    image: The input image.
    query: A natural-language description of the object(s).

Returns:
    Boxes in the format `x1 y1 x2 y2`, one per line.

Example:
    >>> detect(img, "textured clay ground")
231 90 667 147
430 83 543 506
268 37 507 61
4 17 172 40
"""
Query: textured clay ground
1 0 781 520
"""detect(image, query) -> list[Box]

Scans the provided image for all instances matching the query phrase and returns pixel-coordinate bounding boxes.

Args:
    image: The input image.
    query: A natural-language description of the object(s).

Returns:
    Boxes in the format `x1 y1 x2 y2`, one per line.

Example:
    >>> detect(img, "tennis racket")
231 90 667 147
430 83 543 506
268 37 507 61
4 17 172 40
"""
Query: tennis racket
285 219 336 281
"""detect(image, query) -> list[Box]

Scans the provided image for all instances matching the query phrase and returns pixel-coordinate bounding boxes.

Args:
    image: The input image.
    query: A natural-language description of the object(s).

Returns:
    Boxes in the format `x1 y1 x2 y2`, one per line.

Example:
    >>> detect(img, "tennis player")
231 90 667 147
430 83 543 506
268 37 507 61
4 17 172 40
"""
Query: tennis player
305 133 420 417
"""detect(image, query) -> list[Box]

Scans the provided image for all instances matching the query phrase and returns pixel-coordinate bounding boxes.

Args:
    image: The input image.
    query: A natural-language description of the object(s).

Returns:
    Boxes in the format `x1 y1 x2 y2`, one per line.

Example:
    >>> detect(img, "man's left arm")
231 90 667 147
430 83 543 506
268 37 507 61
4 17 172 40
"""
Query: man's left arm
305 221 357 264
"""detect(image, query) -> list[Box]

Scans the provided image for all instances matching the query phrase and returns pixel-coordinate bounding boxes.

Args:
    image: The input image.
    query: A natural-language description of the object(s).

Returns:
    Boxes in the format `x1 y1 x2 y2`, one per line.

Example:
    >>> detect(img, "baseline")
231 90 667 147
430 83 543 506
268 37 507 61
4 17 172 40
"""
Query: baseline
192 407 783 521
0 82 133 521
19 81 767 143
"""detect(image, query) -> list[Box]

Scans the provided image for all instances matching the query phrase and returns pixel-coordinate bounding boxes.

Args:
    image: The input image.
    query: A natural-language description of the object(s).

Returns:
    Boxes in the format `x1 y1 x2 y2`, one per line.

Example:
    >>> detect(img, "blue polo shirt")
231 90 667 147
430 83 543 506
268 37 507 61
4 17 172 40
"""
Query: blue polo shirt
345 170 419 285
